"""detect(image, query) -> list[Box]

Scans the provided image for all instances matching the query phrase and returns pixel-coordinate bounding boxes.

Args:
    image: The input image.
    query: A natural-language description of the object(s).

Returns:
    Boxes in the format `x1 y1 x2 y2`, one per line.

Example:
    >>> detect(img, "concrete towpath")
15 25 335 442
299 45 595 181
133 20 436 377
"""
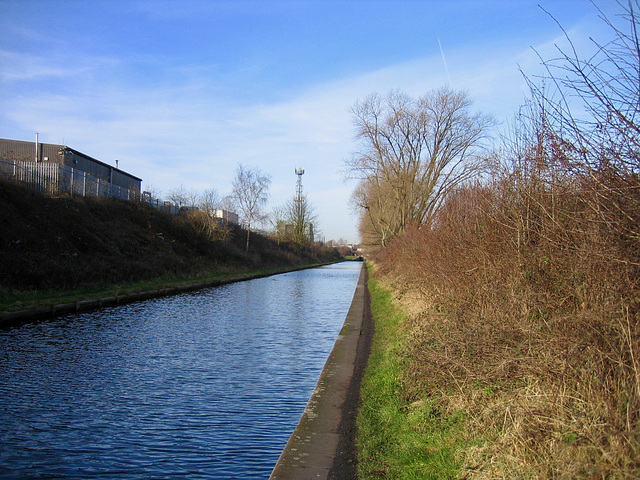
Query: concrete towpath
269 262 372 480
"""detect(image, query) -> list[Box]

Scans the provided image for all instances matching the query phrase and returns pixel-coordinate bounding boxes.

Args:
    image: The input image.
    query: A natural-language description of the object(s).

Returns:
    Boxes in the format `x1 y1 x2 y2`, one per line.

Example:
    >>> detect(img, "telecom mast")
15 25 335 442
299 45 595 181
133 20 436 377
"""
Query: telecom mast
292 167 310 243
294 167 304 204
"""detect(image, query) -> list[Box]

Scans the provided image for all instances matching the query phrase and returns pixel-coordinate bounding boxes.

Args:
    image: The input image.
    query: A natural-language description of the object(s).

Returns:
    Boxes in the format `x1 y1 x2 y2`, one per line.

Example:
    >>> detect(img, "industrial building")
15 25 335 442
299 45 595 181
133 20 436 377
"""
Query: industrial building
213 209 239 225
0 137 141 195
0 137 241 222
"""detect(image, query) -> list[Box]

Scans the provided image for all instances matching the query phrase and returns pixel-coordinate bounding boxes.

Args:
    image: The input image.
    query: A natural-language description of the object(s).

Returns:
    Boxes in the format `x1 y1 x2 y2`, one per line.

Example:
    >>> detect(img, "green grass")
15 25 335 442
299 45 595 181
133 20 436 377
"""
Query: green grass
357 271 468 479
0 264 325 313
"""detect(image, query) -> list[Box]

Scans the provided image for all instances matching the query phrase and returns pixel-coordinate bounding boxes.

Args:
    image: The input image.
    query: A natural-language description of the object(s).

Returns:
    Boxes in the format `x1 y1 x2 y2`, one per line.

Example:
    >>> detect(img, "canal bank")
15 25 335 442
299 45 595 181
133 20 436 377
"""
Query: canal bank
0 262 340 327
270 263 372 480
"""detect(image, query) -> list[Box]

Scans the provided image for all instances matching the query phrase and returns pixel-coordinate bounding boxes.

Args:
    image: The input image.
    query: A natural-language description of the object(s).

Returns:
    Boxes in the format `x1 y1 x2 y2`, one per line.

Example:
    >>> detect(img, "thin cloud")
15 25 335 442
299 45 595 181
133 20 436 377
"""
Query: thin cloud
0 0 616 242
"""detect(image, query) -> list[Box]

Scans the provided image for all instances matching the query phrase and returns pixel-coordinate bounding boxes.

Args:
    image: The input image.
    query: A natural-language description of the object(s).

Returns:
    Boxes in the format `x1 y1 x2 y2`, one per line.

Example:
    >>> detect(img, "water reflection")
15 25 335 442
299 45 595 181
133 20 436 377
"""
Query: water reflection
0 262 361 479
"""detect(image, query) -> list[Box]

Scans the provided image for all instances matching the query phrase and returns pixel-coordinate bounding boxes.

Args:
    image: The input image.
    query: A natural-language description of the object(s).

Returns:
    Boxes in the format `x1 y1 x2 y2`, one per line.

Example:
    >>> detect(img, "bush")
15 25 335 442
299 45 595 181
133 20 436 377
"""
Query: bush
369 146 640 477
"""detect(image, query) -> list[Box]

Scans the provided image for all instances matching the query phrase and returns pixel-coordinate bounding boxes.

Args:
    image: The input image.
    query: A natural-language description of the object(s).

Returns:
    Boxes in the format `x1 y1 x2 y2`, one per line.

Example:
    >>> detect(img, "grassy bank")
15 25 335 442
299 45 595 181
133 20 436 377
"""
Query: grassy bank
357 268 472 479
0 180 342 314
358 244 639 478
351 5 639 477
0 263 328 314
358 173 639 478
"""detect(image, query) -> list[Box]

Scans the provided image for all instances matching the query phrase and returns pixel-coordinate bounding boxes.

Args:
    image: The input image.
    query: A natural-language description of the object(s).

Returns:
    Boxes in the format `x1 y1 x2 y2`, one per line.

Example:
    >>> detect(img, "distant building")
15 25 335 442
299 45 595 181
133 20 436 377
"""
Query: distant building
0 138 141 194
213 209 239 225
350 244 364 255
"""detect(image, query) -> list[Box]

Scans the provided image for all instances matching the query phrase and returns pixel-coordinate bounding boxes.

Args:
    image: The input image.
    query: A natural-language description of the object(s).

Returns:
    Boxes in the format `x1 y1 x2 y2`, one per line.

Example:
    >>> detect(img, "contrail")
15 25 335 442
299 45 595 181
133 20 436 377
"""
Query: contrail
438 37 452 86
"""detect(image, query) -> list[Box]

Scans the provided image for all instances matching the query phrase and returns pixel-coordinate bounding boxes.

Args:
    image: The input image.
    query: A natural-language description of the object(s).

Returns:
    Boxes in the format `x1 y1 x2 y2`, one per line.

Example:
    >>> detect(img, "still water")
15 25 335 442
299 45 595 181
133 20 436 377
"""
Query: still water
0 262 362 479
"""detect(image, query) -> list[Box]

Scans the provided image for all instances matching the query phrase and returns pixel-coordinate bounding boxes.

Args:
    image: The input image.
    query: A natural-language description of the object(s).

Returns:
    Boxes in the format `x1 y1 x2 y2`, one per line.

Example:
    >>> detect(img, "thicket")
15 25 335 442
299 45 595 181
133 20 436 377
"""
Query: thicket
362 2 640 478
0 179 340 294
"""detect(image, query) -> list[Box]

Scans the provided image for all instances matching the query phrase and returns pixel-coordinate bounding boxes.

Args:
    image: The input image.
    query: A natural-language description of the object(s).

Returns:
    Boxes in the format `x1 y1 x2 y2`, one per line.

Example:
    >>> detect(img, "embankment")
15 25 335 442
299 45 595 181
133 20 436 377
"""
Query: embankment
0 179 342 314
0 263 338 326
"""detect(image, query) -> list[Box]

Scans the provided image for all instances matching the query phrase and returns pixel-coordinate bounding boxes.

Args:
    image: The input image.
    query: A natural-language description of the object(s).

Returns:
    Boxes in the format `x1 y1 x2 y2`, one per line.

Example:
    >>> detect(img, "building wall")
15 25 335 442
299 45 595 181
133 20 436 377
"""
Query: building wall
214 209 239 225
0 138 141 193
0 138 57 163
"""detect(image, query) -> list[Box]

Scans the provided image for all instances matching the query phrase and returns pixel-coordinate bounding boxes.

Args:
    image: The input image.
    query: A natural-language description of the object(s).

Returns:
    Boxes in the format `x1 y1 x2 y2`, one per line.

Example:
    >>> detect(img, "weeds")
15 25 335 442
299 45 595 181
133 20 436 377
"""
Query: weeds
357 273 472 479
366 171 640 477
356 3 640 477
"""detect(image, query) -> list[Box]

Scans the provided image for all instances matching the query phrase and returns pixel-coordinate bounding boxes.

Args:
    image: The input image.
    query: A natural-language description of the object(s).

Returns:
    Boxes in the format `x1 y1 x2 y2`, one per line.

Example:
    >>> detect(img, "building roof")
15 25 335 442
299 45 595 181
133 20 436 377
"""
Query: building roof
0 138 142 182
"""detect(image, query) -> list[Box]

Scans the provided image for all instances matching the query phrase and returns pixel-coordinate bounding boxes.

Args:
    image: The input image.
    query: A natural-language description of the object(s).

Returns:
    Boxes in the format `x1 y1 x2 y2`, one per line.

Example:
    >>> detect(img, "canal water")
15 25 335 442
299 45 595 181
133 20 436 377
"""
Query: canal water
0 262 362 479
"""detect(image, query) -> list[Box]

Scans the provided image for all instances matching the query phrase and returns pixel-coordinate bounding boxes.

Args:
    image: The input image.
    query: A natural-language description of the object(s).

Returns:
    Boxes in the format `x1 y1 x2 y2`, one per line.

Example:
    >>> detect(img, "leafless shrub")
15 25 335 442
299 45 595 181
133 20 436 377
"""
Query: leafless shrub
183 209 232 242
231 164 271 251
369 3 640 475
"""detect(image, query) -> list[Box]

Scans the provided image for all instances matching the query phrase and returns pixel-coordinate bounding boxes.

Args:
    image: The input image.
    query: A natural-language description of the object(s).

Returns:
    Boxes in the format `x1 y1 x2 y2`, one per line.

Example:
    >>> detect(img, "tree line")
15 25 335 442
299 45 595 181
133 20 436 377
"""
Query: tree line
347 2 639 258
155 164 317 251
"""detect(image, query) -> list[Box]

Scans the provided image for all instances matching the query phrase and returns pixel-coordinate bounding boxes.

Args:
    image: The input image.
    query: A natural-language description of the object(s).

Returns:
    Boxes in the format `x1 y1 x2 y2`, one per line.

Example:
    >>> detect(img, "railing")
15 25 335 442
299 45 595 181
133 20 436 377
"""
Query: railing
0 158 179 214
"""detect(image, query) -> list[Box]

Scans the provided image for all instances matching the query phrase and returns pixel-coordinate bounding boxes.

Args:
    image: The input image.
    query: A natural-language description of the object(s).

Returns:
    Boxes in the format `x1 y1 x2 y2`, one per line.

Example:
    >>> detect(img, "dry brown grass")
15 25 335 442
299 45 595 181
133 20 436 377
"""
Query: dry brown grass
359 5 640 475
370 168 640 478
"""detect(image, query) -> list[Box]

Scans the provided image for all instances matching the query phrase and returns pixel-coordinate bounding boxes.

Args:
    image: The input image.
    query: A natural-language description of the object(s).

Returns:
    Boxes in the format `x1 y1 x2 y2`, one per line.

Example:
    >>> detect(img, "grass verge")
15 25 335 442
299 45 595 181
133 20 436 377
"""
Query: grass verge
357 268 470 479
0 263 326 314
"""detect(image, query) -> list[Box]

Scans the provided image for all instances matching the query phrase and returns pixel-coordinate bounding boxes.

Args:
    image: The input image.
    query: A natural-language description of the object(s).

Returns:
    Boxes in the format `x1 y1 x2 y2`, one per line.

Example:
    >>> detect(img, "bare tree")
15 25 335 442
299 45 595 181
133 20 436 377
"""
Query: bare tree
286 194 317 247
268 205 288 244
199 188 222 217
526 0 640 252
142 183 162 200
186 188 200 208
168 185 189 207
185 187 231 242
347 87 493 247
349 177 397 249
231 164 271 251
168 184 200 208
532 1 640 176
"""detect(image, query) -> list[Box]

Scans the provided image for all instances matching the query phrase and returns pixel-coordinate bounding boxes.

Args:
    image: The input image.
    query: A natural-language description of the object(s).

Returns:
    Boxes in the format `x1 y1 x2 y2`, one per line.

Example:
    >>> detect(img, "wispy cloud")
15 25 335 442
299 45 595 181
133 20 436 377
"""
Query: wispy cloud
0 50 92 82
0 42 549 241
0 0 616 242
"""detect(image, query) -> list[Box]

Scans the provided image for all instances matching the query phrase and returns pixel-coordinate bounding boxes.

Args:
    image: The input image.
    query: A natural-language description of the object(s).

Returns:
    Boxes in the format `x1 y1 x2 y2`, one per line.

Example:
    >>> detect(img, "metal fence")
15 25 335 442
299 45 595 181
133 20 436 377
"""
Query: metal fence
141 193 180 215
0 158 179 214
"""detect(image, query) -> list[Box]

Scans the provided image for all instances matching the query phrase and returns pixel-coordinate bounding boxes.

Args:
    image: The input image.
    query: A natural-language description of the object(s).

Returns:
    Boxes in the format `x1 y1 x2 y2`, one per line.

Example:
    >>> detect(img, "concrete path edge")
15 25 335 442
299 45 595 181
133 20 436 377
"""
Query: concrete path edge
269 262 368 480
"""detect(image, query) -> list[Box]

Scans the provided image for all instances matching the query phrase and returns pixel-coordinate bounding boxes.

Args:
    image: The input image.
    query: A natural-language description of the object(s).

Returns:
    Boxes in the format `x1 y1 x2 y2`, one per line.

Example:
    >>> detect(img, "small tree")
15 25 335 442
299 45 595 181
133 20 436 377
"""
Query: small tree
268 205 288 244
168 184 200 208
286 194 317 248
231 164 271 251
168 184 189 207
188 187 232 242
199 188 222 217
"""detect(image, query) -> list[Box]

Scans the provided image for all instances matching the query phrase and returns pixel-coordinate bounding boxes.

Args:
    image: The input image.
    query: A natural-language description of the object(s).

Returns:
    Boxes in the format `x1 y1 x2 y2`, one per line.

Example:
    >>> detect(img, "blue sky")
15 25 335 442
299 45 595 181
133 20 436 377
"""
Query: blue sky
0 0 619 242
